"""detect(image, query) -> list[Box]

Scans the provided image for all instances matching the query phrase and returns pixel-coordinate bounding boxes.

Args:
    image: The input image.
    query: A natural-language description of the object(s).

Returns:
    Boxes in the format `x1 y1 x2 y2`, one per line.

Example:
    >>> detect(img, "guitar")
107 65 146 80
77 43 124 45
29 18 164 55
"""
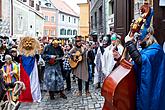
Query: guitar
48 55 67 65
68 51 83 69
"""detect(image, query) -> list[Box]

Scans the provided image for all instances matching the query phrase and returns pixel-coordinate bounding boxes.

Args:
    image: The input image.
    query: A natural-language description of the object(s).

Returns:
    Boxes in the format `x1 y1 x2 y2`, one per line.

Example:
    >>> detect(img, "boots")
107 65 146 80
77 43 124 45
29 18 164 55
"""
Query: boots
49 91 55 100
60 91 67 99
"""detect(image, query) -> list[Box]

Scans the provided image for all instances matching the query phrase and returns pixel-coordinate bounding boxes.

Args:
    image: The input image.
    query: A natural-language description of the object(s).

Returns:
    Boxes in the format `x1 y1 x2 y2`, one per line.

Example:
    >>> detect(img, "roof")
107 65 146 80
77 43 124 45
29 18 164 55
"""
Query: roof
50 0 79 17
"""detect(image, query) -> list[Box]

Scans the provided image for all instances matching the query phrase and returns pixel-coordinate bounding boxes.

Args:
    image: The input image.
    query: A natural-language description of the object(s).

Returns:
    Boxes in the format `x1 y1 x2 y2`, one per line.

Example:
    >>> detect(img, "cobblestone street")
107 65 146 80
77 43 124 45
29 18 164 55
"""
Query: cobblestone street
19 81 104 110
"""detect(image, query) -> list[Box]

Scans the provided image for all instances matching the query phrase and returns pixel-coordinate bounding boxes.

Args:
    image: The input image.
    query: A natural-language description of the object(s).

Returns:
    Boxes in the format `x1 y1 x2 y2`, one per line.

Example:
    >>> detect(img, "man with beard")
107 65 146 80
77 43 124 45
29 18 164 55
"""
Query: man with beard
42 38 67 100
69 36 90 96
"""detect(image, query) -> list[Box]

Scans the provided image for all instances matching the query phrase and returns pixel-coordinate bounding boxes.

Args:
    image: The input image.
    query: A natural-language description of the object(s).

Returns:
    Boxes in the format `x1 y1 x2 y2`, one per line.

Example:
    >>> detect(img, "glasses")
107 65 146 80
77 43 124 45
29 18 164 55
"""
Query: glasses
76 40 81 42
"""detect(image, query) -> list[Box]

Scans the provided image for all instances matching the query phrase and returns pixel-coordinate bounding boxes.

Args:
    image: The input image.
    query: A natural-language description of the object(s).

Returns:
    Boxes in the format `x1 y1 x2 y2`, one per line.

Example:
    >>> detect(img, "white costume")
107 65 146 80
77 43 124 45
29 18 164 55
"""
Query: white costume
93 47 104 84
102 44 124 77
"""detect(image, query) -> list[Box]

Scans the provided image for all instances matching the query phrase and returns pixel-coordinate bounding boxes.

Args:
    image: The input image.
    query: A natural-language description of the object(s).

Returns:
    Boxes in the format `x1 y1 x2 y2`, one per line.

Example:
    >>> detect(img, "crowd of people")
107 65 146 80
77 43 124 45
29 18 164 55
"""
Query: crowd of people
0 22 165 110
0 33 124 102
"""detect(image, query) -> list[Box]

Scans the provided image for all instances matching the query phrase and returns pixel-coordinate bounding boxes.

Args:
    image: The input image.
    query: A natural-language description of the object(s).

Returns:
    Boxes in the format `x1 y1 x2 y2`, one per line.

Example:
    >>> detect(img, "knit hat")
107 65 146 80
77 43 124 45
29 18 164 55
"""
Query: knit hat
111 34 117 41
5 54 12 61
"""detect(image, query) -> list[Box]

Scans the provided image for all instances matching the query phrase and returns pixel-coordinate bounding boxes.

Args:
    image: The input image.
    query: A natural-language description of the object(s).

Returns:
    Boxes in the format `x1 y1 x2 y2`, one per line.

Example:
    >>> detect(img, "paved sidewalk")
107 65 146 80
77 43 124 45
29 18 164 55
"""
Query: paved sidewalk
19 81 104 110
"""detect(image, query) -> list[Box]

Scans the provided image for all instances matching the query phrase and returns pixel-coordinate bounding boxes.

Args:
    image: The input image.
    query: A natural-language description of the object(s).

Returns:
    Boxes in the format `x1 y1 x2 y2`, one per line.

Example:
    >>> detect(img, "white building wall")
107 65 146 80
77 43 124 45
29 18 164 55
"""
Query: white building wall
57 12 79 39
35 14 44 37
13 0 44 39
0 0 11 35
13 0 29 38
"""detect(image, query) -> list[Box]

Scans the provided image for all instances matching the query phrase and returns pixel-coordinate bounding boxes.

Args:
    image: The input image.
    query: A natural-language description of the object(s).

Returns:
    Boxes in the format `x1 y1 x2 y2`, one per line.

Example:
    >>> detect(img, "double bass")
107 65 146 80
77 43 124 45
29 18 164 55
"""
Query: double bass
101 2 151 110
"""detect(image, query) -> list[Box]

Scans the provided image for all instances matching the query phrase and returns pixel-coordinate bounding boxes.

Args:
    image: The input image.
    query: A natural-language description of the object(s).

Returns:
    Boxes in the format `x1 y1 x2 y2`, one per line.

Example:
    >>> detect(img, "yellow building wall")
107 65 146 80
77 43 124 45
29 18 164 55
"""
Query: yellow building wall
78 3 89 39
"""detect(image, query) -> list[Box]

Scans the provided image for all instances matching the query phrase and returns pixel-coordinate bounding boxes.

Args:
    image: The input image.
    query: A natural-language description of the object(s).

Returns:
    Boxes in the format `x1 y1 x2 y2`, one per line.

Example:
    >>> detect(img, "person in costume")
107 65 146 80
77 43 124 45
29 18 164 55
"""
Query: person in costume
42 38 67 100
102 34 124 77
0 69 15 101
69 36 90 96
93 36 105 88
113 8 165 110
1 55 19 102
18 36 41 102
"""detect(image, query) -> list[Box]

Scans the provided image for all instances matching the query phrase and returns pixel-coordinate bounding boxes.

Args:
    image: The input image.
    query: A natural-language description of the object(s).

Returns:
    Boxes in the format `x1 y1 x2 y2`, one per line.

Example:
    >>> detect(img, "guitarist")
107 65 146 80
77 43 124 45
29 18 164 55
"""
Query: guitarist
69 36 90 96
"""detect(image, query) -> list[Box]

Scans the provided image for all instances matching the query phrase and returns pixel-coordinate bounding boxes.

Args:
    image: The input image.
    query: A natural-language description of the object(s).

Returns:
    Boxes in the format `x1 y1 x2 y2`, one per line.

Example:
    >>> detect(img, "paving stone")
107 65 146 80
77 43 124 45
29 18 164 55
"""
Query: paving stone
19 79 104 110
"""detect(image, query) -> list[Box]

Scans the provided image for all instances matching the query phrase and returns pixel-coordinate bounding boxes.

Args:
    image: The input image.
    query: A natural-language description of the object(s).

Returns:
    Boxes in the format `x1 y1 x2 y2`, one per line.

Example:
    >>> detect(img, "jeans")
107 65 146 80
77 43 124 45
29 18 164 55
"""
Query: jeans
78 78 89 92
88 64 93 81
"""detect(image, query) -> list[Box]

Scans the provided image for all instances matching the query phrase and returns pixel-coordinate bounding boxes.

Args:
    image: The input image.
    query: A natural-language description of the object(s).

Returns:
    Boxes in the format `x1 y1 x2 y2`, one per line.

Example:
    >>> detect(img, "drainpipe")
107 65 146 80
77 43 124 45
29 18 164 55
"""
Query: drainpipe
103 0 106 35
11 0 13 36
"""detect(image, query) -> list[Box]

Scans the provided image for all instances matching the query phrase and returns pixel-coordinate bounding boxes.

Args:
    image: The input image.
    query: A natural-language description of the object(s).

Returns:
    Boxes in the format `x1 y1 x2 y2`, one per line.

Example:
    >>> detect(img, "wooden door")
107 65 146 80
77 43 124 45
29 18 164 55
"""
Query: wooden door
114 0 134 39
153 0 165 46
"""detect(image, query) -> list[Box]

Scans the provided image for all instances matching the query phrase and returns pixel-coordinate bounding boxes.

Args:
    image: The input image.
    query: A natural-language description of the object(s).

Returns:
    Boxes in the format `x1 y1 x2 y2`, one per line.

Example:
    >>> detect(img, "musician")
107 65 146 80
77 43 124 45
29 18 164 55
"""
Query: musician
102 34 124 77
113 12 165 110
42 38 67 100
69 35 90 96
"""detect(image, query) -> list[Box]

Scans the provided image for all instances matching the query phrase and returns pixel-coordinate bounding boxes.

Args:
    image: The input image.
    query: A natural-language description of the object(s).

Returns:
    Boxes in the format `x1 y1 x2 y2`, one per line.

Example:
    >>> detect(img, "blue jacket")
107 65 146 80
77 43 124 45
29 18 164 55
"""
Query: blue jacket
135 43 165 110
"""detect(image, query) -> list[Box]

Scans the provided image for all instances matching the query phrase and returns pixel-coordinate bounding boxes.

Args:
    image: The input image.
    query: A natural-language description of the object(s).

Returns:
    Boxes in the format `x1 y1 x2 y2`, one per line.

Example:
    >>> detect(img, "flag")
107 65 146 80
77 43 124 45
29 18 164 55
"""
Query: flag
19 56 41 102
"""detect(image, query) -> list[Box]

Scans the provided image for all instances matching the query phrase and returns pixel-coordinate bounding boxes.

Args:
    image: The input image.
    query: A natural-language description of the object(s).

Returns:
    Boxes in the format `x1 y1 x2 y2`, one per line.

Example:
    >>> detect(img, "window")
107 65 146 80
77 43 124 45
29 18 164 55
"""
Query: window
67 29 72 35
36 4 40 11
45 16 48 22
99 6 102 26
94 12 97 29
29 0 34 7
45 3 51 7
109 1 114 16
74 18 76 23
51 16 55 23
44 29 49 36
73 30 77 35
60 28 66 35
91 16 93 29
69 17 71 22
62 15 64 21
39 1 41 5
51 30 55 36
18 14 23 31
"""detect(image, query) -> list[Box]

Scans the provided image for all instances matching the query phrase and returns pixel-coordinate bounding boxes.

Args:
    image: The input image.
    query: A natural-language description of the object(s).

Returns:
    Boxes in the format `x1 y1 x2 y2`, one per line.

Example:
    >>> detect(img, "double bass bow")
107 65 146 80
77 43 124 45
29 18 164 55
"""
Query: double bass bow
101 2 151 110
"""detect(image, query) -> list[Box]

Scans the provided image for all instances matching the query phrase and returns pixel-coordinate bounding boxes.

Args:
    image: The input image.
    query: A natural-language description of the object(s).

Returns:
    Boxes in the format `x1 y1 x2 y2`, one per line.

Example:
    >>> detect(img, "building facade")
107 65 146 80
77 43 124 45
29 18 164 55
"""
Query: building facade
51 0 79 39
78 2 89 40
89 0 105 36
105 0 114 35
13 0 44 39
40 0 57 39
0 0 11 36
